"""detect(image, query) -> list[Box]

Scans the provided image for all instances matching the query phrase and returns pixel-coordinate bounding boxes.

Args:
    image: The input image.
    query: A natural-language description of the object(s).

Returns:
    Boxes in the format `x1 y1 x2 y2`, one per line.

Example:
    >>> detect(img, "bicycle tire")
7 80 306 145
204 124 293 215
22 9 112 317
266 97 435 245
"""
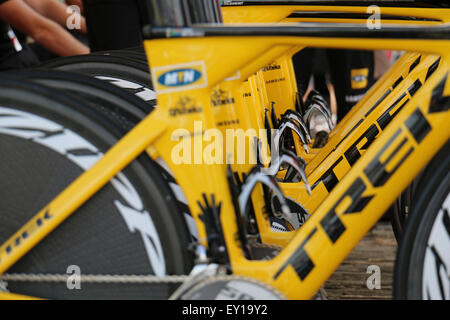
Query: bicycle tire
394 141 450 299
3 69 148 129
91 46 148 63
0 78 193 299
39 55 156 108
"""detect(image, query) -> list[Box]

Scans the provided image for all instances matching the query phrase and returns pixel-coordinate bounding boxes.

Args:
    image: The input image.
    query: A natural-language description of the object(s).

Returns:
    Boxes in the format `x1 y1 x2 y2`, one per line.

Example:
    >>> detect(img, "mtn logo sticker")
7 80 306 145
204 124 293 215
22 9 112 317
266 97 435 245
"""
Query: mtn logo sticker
351 68 369 89
153 61 207 93
158 69 201 87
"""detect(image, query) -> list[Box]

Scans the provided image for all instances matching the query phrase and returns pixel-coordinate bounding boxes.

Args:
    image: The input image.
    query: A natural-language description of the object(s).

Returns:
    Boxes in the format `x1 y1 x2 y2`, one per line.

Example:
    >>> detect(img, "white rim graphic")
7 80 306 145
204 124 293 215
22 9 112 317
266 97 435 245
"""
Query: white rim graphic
0 106 166 276
422 192 450 300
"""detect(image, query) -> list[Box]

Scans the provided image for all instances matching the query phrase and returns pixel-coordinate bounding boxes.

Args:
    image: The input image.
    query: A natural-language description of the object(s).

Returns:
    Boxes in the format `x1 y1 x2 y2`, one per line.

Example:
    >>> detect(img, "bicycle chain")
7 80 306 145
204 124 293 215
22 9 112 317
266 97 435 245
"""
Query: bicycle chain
0 273 190 285
0 243 283 292
249 242 282 251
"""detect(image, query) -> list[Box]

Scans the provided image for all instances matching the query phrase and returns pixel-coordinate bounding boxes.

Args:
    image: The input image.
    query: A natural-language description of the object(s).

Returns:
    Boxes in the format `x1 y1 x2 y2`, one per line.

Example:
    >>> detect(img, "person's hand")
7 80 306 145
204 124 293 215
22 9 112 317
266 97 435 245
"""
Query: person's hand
66 0 83 13
0 0 90 56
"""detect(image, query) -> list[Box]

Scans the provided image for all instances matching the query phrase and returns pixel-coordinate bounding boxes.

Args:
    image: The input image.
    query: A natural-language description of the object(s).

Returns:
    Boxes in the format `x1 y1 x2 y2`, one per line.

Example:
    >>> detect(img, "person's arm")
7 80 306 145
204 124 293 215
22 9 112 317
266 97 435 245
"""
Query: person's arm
0 0 89 56
23 0 86 34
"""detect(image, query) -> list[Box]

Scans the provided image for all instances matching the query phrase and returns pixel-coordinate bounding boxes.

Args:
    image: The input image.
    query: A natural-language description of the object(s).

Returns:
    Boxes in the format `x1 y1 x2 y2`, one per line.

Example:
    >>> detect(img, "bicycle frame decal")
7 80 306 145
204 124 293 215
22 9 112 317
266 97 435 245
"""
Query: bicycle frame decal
152 61 208 93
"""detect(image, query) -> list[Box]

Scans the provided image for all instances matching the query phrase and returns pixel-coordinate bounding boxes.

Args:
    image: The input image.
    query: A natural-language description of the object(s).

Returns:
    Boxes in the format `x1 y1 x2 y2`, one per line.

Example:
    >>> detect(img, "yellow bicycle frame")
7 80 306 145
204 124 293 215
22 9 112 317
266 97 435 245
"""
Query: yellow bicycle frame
0 20 448 300
218 3 449 214
202 4 450 247
222 3 449 122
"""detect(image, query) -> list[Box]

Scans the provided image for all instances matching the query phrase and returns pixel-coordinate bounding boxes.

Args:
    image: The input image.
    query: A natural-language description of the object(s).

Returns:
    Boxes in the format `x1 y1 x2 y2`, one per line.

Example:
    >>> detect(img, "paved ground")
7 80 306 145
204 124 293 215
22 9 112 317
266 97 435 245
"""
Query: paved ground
322 222 397 300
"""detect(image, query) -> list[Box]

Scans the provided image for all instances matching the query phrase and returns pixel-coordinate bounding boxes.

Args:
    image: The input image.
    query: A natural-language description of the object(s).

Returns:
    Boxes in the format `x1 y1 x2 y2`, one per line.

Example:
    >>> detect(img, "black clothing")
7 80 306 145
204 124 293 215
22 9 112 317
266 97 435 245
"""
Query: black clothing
83 0 145 52
293 48 374 121
0 0 40 70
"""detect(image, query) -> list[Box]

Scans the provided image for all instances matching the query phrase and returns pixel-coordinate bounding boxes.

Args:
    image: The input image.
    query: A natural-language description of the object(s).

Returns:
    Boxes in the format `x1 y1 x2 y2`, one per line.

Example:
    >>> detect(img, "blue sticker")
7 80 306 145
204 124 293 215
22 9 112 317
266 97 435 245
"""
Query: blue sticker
352 75 368 82
158 68 202 87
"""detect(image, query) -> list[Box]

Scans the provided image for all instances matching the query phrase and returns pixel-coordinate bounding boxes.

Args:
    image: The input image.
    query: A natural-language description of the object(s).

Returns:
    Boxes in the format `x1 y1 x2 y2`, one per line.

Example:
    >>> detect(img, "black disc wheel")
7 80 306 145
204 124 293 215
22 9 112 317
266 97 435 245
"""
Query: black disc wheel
0 78 193 299
394 141 450 299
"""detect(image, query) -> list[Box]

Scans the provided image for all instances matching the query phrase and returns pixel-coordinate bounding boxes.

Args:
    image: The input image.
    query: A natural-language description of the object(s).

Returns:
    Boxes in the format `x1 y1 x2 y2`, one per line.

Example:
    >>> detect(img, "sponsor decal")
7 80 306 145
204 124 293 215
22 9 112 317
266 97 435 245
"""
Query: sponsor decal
222 1 244 6
265 77 286 85
158 69 201 87
262 63 281 72
152 61 207 93
217 119 240 127
169 96 203 117
211 89 235 107
351 68 369 89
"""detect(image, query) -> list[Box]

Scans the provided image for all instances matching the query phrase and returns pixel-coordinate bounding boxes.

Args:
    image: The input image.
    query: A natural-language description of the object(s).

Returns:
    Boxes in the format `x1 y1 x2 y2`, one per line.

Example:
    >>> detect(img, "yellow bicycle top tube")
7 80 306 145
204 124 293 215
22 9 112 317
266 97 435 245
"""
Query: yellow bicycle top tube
222 3 450 24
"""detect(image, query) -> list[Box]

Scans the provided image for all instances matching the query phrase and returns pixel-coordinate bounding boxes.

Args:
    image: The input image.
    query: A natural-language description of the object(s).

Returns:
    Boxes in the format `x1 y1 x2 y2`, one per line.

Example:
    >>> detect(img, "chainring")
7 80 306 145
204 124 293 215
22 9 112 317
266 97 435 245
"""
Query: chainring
180 275 285 300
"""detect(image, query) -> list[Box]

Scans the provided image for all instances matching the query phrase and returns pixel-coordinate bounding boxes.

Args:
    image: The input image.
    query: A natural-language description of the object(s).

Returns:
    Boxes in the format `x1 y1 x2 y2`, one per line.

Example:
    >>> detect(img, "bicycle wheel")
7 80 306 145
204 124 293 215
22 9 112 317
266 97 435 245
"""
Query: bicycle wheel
3 69 198 242
5 70 198 241
394 141 450 299
39 54 156 107
3 69 148 129
0 78 193 299
391 188 412 242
